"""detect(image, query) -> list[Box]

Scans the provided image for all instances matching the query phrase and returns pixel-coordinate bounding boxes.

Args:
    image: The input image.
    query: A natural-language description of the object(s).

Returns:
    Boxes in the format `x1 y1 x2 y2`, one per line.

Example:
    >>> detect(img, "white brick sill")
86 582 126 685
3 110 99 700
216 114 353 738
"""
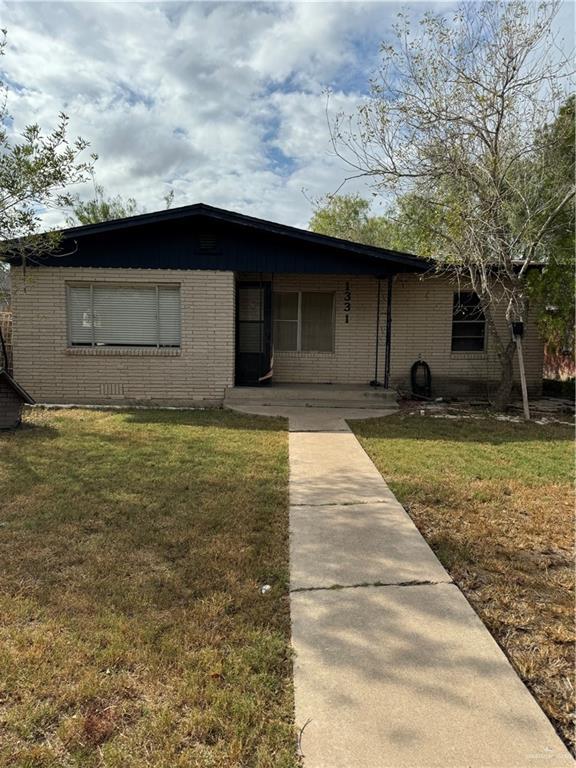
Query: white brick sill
66 347 181 357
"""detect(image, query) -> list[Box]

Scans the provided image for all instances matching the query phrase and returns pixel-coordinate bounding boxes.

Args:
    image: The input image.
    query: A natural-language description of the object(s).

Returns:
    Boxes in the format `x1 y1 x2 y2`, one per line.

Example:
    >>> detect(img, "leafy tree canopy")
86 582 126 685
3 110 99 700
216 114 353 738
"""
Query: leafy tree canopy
67 182 176 226
309 195 390 247
66 182 143 226
526 96 575 354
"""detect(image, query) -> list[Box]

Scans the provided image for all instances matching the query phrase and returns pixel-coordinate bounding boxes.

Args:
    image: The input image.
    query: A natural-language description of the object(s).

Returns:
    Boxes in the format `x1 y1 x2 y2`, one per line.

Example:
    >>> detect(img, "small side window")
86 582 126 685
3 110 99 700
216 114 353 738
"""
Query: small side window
451 292 485 352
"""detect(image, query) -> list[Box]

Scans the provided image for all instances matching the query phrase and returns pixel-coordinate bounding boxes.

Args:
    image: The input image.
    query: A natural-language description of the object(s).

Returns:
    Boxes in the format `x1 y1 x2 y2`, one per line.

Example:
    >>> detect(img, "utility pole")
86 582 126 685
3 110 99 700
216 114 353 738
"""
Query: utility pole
513 322 530 421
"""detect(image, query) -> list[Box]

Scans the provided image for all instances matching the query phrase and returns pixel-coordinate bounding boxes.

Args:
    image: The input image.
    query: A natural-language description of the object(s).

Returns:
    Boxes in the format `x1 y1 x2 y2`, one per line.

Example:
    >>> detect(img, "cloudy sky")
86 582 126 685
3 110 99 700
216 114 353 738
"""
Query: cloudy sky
1 1 574 229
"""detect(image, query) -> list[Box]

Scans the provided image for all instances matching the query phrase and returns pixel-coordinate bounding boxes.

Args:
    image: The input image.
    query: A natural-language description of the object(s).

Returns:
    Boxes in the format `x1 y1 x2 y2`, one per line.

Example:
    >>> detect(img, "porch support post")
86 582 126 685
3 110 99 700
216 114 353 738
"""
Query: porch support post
383 275 393 389
371 277 382 386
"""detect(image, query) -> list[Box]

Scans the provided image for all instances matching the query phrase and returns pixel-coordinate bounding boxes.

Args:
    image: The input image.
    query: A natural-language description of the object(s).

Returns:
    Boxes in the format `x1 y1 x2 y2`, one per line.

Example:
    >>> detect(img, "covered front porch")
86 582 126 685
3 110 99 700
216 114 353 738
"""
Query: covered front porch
234 272 400 392
227 219 429 398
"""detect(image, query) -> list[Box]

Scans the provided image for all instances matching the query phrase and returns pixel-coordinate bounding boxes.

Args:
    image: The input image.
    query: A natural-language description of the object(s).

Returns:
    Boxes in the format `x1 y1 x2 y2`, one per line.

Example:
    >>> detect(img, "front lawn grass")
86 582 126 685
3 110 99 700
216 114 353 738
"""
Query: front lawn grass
0 408 296 768
352 414 575 754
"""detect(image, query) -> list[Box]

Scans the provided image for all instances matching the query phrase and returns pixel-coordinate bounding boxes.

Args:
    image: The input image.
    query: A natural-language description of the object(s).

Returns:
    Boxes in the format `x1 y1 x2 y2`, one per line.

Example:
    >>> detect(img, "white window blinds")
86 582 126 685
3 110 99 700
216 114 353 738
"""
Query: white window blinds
68 284 181 347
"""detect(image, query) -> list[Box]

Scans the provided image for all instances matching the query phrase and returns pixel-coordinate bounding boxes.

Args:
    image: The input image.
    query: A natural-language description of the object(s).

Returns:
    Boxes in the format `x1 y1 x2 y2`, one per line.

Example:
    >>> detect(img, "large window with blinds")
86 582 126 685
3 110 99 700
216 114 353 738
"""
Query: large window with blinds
273 291 334 352
67 284 181 348
451 292 486 352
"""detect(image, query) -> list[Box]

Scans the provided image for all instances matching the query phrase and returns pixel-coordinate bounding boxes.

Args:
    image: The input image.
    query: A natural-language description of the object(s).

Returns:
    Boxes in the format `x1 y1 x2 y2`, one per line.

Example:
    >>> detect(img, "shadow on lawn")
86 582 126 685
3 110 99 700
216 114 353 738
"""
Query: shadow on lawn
123 407 288 431
1 420 60 440
1 406 290 627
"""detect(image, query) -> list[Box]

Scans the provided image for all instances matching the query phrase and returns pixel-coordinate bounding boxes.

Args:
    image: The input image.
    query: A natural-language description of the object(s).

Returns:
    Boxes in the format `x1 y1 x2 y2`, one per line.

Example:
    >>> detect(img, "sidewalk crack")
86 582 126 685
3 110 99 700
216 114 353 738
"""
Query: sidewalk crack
290 579 454 593
290 499 390 507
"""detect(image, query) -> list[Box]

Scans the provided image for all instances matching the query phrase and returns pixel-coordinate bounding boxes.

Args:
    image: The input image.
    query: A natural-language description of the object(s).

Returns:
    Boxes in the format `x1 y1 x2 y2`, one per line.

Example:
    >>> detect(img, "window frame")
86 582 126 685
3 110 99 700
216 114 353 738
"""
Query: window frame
272 291 300 352
66 282 182 349
273 290 335 353
451 291 486 353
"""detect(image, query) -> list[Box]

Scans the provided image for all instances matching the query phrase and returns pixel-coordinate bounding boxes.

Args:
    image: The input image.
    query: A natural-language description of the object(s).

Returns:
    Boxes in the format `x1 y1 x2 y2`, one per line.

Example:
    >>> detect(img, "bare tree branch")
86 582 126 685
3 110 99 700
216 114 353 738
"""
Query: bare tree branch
329 0 574 408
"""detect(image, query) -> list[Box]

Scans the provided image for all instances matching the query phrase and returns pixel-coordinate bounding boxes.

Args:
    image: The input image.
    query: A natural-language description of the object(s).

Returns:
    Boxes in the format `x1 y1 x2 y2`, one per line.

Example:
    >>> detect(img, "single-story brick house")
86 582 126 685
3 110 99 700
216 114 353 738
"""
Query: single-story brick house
6 203 543 407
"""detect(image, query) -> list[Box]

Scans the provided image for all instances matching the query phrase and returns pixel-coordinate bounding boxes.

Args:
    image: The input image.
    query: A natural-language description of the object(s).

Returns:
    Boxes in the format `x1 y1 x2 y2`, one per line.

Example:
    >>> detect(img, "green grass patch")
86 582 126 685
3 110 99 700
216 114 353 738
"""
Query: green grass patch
0 408 296 768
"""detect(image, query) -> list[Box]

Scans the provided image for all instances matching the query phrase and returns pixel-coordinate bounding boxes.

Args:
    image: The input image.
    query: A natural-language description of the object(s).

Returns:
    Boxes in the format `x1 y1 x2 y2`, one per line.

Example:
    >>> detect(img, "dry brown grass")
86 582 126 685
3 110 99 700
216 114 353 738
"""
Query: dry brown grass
0 408 296 768
353 413 575 754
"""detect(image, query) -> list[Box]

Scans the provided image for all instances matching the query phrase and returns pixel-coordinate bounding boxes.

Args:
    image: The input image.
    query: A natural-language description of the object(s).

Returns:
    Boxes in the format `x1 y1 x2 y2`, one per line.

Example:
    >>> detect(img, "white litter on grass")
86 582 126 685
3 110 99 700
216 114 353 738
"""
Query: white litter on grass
534 417 575 426
494 414 523 422
430 414 476 420
259 584 272 595
411 410 572 426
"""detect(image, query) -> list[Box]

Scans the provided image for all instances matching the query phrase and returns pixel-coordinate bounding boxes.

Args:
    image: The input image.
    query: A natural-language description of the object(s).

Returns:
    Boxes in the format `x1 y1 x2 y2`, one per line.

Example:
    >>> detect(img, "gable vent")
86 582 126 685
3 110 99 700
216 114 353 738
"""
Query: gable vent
198 234 219 253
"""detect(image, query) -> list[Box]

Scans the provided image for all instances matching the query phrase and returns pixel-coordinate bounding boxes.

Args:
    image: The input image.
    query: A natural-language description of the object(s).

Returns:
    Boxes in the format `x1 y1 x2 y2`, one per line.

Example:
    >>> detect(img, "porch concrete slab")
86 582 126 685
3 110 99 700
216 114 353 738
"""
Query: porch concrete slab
290 501 450 590
291 583 573 768
226 404 397 432
289 431 391 505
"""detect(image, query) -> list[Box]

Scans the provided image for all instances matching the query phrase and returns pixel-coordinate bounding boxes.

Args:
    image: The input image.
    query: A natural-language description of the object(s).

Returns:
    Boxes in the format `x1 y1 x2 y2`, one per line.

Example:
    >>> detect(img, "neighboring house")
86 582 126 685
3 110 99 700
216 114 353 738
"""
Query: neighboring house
6 204 544 406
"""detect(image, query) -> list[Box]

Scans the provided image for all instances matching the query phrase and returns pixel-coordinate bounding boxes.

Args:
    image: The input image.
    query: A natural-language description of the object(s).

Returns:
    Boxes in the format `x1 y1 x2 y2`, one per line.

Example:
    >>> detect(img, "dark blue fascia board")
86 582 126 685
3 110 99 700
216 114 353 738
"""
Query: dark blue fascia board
7 208 430 276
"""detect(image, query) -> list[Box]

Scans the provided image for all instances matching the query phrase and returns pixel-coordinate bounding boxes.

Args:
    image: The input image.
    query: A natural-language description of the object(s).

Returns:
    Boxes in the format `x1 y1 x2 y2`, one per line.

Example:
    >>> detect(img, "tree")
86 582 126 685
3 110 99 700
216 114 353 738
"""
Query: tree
67 182 176 226
309 194 391 246
0 30 95 264
526 96 575 357
309 193 440 255
66 182 142 226
330 0 575 410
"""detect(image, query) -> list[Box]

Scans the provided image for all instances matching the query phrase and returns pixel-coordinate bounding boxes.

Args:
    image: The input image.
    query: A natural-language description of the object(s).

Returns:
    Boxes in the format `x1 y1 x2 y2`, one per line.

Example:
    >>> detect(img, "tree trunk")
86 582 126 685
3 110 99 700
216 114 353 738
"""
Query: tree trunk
493 340 516 411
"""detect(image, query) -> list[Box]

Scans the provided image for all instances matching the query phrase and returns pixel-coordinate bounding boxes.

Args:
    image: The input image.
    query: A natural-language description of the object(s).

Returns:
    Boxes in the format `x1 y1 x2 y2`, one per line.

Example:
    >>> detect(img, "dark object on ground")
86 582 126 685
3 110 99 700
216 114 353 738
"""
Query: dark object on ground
0 369 35 429
542 378 575 400
410 360 432 399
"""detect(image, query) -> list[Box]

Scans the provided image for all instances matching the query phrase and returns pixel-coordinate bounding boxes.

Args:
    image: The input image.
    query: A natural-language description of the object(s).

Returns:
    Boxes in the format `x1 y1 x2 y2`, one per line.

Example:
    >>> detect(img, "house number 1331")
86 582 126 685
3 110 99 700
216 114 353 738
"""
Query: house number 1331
344 282 351 323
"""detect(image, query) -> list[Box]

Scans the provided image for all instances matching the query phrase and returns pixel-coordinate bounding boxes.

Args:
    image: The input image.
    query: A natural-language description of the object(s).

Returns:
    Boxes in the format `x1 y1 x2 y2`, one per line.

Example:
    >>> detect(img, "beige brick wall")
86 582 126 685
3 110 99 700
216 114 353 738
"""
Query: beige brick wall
390 273 544 396
11 267 544 405
241 272 544 395
11 267 235 405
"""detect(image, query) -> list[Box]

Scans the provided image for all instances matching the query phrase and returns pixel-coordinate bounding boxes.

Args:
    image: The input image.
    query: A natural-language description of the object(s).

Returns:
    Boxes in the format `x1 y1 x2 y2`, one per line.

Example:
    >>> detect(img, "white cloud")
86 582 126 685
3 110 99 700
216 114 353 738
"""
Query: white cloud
1 1 573 230
0 1 393 228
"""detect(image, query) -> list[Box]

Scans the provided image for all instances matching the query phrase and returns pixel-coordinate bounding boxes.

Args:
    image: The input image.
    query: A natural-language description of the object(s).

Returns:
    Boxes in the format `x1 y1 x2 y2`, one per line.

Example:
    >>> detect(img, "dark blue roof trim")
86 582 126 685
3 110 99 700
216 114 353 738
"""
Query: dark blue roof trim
6 202 430 275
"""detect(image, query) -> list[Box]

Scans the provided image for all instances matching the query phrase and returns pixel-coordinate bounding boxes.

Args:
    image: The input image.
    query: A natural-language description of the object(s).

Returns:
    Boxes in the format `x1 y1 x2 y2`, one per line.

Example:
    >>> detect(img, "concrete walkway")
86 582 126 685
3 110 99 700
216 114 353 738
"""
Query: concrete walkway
228 404 573 766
